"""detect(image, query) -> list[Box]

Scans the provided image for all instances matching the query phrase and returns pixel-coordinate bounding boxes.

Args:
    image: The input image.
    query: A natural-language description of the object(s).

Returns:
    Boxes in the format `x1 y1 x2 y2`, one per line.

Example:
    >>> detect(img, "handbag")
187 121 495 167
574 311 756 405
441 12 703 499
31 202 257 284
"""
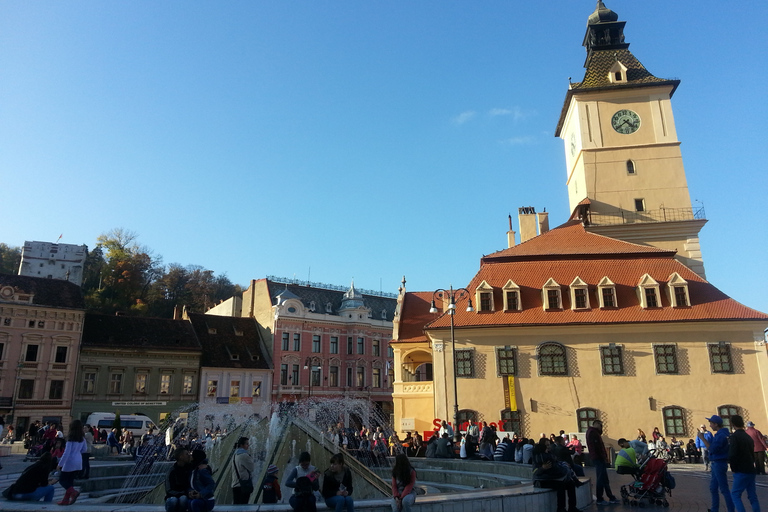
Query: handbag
233 456 254 494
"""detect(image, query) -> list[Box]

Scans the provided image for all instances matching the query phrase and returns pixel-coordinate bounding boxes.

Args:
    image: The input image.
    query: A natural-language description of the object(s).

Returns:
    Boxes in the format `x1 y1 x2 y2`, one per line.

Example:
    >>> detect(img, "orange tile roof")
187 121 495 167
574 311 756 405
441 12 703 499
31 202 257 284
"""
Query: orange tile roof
483 221 672 261
425 224 768 330
392 291 435 343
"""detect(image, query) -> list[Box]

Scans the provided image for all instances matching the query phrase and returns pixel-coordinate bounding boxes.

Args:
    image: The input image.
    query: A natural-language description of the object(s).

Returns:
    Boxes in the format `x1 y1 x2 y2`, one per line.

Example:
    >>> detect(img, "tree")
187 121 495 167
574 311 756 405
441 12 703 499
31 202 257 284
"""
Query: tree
0 243 21 275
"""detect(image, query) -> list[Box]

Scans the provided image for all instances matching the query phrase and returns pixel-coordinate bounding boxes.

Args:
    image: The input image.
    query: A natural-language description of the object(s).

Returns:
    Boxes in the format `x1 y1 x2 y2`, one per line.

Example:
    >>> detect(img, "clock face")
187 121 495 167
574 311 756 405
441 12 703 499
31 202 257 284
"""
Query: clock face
611 109 641 134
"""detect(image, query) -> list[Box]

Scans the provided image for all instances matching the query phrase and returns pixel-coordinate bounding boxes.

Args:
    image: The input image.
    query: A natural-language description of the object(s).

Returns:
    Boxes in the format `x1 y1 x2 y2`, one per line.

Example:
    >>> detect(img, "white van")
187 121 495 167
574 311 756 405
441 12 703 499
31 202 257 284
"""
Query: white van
85 413 156 438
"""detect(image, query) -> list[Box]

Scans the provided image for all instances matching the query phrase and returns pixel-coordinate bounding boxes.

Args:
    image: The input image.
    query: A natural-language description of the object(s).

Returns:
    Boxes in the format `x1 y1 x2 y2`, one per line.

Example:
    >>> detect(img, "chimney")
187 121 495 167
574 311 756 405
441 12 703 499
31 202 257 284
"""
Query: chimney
537 210 550 236
518 207 538 242
507 215 517 248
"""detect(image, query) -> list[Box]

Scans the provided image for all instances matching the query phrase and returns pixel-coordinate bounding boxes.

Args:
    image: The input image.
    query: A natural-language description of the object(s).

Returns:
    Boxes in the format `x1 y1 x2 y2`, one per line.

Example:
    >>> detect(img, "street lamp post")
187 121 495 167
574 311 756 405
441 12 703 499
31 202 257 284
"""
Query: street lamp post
304 357 320 398
429 286 473 444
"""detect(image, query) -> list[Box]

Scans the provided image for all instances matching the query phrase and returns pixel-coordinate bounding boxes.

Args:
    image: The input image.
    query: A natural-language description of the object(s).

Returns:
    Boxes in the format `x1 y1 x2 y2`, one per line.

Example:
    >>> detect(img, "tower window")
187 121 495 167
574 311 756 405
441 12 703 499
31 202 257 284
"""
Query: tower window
615 72 622 81
627 160 636 174
634 198 645 212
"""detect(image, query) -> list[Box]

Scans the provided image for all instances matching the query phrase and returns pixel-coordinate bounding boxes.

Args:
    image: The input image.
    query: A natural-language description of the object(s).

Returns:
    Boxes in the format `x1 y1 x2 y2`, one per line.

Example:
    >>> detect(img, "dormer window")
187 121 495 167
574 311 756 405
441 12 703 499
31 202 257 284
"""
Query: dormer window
638 274 661 308
569 277 590 310
542 278 562 310
225 346 239 361
502 280 521 311
608 60 628 84
597 276 617 308
475 281 495 312
325 302 333 313
667 273 690 307
308 301 316 312
380 309 387 320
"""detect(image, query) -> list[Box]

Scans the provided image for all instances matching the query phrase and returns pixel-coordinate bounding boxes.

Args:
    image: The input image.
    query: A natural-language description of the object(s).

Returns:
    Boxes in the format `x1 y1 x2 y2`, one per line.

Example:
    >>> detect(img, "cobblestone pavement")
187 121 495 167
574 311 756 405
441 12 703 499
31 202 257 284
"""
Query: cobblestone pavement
581 461 768 512
1 454 767 511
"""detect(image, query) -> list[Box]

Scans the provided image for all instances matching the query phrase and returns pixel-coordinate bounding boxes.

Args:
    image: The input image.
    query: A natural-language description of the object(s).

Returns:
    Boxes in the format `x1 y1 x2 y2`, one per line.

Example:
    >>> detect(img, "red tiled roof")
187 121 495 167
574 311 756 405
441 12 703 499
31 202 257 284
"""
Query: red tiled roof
393 291 435 343
427 255 768 329
483 221 672 262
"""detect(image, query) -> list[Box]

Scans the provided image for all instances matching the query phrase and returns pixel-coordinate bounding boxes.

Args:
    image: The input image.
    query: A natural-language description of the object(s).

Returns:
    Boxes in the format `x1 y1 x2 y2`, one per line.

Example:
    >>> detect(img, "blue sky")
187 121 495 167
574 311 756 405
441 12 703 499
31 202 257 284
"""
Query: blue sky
1 1 766 314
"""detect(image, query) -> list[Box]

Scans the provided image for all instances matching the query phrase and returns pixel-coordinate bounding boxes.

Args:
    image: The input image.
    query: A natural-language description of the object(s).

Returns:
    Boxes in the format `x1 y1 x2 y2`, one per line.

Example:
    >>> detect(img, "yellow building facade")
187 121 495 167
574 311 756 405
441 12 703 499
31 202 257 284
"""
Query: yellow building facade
391 2 768 443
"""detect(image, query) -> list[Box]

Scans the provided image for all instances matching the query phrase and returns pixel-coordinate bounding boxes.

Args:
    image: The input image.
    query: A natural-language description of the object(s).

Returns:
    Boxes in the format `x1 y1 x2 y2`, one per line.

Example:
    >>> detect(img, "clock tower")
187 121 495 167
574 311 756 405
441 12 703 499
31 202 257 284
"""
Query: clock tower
555 1 707 277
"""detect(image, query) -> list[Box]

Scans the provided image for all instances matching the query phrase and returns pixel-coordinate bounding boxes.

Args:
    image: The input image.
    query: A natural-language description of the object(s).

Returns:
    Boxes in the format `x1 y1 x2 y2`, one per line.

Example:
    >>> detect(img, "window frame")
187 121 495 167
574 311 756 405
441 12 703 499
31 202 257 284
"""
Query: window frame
576 407 598 433
708 343 733 373
653 344 678 374
48 380 64 400
496 346 517 376
475 281 495 312
372 339 380 357
18 379 34 399
538 342 568 376
569 277 590 310
330 336 339 354
281 332 290 351
662 405 686 436
109 372 123 394
207 379 219 397
502 280 521 311
456 349 474 378
542 278 562 310
600 344 624 375
82 372 96 394
717 405 740 430
312 334 321 353
357 337 365 355
293 333 301 352
159 374 171 394
329 366 339 387
500 409 522 434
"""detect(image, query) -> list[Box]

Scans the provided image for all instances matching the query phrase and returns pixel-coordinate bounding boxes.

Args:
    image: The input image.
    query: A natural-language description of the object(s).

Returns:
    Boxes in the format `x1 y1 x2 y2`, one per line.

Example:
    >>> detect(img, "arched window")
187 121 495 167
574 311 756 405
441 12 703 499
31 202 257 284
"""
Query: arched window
626 160 636 174
501 409 522 434
538 342 568 376
717 405 741 429
576 407 598 433
662 406 685 436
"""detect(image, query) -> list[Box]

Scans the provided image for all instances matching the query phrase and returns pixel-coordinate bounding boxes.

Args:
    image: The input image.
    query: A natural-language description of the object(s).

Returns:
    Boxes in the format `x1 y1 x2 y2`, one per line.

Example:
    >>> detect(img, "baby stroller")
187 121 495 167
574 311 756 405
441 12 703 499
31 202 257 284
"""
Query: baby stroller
620 456 674 507
24 443 47 461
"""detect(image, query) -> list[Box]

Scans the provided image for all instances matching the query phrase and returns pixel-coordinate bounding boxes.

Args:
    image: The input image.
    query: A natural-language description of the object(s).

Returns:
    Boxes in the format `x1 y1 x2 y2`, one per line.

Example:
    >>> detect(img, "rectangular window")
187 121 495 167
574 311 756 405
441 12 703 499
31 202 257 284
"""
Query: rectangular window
645 288 658 308
252 382 261 397
346 367 353 387
183 375 194 394
574 288 587 309
312 335 321 353
654 345 678 374
356 367 365 387
497 347 516 376
601 288 615 308
25 344 39 362
347 337 354 355
54 346 68 363
311 367 321 387
600 345 624 375
293 333 301 351
330 336 339 354
663 407 685 436
709 343 733 373
292 364 299 385
480 292 492 311
506 291 519 310
0 342 3 358
577 408 598 433
135 374 147 393
547 290 560 309
207 380 218 397
330 366 339 387
280 365 288 386
456 350 474 377
109 373 123 394
230 380 240 397
373 368 381 388
634 198 645 212
281 333 290 351
372 340 380 357
674 286 688 306
388 346 394 358
49 380 64 400
18 379 34 399
160 374 171 394
357 337 365 355
82 372 96 394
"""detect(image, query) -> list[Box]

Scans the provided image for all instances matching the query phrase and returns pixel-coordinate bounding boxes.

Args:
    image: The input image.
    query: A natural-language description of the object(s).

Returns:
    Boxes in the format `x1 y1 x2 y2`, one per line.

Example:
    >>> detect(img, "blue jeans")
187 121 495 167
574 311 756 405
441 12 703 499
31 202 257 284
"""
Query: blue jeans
13 485 55 502
731 472 760 512
710 461 736 512
165 495 189 512
326 495 355 512
593 459 615 502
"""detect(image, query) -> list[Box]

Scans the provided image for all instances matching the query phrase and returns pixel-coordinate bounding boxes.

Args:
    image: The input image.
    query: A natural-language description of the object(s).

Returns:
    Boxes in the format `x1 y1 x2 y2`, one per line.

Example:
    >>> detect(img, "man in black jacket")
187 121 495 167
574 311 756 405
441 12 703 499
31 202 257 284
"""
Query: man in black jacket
729 415 760 512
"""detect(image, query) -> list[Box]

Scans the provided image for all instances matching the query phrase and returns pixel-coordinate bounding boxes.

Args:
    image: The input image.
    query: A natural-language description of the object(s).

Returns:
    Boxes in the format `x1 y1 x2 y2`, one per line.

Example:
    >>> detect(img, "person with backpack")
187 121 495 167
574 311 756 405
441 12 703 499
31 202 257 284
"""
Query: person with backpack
286 451 320 511
261 464 282 504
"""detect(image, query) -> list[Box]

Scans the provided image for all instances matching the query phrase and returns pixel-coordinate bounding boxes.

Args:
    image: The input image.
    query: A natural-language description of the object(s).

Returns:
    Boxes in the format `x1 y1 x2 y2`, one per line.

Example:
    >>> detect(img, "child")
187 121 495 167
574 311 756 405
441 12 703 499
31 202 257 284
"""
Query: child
291 476 317 512
261 464 282 504
50 438 65 464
